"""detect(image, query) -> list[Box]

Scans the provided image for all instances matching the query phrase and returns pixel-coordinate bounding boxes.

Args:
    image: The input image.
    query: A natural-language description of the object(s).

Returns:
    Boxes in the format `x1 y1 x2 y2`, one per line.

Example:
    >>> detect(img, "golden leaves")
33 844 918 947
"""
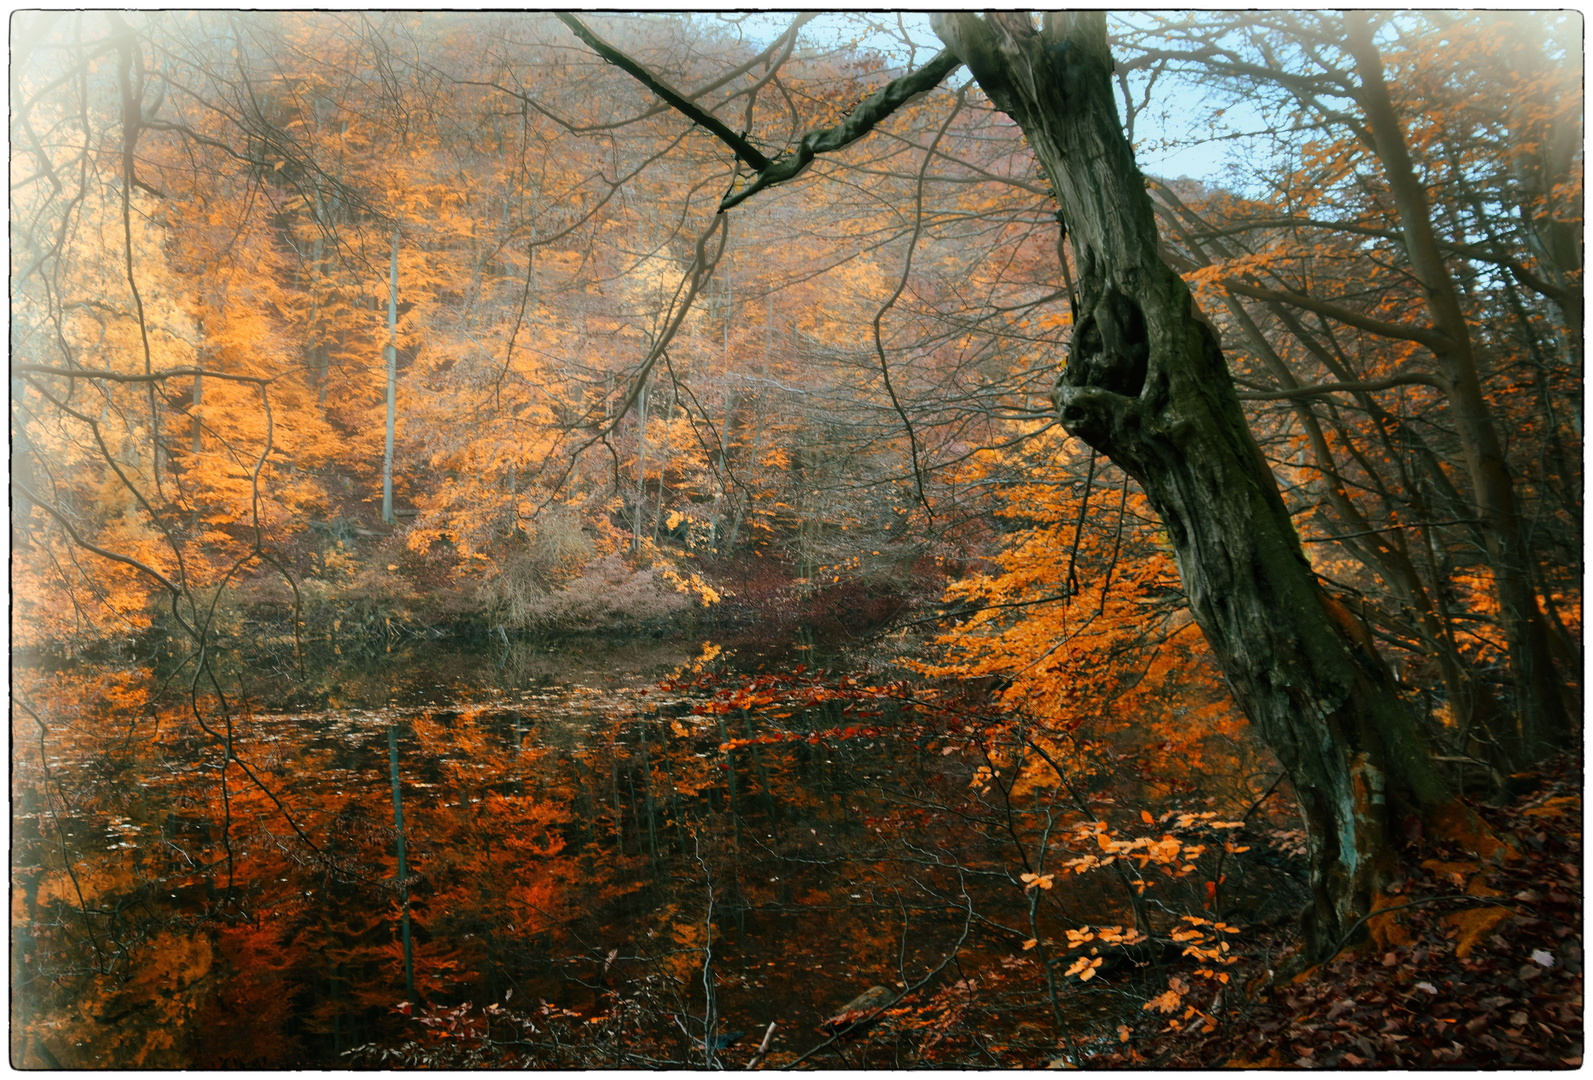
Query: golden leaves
1143 988 1183 1014
1064 955 1103 981
1444 906 1513 960
1522 795 1581 819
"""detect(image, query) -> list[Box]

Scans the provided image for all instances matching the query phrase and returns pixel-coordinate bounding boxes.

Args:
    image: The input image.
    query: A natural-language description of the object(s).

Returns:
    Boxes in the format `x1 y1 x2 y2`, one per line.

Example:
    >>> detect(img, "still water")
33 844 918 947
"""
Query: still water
13 637 1130 1068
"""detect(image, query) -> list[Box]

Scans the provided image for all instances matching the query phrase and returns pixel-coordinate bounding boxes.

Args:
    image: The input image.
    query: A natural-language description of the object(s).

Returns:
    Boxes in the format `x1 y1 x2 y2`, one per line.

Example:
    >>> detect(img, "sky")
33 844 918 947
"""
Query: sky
727 11 1240 186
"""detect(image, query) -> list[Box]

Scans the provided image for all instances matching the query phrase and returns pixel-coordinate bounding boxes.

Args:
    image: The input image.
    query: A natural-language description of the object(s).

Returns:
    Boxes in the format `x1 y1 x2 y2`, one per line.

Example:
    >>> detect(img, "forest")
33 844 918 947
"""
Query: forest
9 10 1582 1069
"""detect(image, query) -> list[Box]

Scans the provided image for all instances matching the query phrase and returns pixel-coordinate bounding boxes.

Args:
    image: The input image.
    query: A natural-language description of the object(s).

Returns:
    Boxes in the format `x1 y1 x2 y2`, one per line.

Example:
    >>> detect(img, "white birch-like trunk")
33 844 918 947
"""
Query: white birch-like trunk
633 372 648 551
382 226 399 525
191 354 203 453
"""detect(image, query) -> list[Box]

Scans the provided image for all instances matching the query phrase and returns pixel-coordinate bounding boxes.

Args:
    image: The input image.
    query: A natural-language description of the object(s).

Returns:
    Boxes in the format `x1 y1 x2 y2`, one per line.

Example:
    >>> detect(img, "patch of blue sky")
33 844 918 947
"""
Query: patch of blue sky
711 11 1278 191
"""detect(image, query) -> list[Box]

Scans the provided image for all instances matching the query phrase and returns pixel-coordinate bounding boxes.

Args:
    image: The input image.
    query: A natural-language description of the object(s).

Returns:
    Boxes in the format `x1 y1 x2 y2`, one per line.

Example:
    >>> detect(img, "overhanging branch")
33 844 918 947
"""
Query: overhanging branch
1222 279 1452 353
555 14 770 170
721 48 963 210
15 364 271 385
14 478 182 595
1238 373 1451 401
556 17 963 213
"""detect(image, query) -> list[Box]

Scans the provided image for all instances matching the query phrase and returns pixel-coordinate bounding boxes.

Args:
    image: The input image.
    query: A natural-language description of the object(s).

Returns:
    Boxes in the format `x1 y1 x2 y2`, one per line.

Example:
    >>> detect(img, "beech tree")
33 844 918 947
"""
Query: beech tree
560 10 1514 957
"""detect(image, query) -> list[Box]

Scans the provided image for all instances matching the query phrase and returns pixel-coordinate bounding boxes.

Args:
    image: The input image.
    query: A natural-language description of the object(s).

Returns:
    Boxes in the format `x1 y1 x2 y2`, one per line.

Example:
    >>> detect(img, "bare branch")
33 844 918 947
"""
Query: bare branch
721 49 963 211
1220 279 1452 353
456 14 816 137
14 363 271 385
1238 373 1451 401
872 85 967 526
555 14 770 170
13 479 182 595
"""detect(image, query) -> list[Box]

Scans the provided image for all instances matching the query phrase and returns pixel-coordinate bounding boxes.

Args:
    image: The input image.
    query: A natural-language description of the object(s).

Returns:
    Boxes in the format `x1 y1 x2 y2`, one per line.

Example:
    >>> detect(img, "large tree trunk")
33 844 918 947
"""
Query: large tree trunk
1154 183 1509 757
931 12 1476 957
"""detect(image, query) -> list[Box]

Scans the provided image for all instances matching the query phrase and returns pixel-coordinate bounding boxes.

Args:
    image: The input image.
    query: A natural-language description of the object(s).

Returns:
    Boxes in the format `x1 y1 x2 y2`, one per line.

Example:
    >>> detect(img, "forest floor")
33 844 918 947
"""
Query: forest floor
1098 753 1583 1069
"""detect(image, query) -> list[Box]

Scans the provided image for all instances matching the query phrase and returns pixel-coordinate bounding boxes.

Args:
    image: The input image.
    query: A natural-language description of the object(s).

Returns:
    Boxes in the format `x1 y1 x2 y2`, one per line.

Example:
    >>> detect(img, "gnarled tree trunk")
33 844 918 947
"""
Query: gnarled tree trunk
930 11 1473 956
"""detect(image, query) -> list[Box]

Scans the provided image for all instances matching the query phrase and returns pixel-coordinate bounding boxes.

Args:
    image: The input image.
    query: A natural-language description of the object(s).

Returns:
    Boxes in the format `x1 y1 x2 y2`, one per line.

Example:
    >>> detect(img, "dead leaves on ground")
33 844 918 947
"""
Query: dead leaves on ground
1093 756 1582 1069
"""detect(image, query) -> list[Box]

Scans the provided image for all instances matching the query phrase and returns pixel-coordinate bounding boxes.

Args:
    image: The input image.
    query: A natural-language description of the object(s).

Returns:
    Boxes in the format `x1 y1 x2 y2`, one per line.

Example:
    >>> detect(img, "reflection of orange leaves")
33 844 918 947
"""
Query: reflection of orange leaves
506 877 572 931
62 931 220 1067
192 924 306 1067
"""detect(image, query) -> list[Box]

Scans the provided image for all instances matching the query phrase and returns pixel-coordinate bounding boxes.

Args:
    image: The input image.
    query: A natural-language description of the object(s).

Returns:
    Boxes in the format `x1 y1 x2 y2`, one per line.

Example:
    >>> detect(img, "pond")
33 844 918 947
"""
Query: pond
12 635 1221 1068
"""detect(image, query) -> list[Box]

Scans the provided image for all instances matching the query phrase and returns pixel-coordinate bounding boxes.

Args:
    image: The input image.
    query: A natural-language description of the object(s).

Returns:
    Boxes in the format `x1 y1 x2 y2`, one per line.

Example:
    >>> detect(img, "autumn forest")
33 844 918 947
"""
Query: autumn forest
9 10 1583 1069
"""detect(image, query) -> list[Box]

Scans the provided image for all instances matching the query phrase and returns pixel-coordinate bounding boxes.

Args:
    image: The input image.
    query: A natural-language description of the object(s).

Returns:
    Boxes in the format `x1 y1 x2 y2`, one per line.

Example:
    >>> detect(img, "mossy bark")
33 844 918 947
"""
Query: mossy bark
931 12 1464 957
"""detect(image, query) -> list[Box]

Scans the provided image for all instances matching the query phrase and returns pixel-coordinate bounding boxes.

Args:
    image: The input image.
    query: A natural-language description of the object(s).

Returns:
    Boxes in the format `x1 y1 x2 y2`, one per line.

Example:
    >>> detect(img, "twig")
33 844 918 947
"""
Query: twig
782 874 974 1069
871 85 965 527
556 14 770 170
745 1021 776 1070
1323 893 1507 965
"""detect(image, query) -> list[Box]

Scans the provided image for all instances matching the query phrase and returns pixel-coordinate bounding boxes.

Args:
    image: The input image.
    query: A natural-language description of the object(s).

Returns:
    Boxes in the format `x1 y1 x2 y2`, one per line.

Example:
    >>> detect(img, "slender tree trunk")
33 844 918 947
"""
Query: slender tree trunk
1343 14 1571 758
611 759 625 852
191 355 203 453
12 380 36 534
382 226 400 525
717 714 741 851
309 184 327 387
932 12 1483 958
725 398 766 554
639 726 659 875
708 389 739 554
634 372 648 551
652 388 677 541
744 711 780 834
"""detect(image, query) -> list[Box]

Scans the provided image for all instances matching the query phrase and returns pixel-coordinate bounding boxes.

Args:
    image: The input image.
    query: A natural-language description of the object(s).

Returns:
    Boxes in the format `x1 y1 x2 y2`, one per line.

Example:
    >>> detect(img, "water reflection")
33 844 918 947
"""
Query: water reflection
12 637 1212 1068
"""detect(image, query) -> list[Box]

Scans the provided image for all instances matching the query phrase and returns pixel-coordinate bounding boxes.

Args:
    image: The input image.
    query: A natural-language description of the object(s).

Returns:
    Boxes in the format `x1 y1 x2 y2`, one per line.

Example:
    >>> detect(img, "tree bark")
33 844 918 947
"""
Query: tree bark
930 11 1473 957
191 355 203 453
1152 182 1506 751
